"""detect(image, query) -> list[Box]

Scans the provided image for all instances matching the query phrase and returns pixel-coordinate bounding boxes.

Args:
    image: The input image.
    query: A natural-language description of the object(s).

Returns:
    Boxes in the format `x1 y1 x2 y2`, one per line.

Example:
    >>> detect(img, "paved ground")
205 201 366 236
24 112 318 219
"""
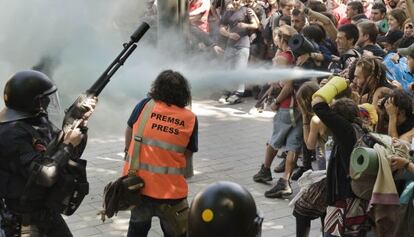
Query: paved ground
65 98 322 237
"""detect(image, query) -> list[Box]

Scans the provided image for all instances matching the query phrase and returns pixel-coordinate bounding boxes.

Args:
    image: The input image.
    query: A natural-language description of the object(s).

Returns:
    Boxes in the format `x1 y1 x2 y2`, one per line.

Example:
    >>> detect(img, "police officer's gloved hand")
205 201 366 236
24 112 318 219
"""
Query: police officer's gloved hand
79 96 98 128
63 128 83 147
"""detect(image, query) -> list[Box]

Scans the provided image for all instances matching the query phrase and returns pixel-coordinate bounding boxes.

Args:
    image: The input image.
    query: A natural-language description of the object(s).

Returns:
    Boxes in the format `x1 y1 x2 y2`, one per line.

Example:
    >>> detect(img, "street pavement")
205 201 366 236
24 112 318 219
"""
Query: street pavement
66 98 322 237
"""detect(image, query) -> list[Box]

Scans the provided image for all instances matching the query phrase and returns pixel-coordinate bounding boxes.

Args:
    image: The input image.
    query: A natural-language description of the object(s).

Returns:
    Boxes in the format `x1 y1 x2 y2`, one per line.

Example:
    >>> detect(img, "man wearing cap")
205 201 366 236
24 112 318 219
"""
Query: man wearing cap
383 43 414 92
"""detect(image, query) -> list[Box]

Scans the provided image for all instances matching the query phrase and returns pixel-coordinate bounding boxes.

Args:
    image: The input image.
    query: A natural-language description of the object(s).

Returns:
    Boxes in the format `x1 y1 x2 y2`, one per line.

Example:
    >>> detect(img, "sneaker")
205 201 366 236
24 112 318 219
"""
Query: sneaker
264 178 292 198
218 91 231 104
291 166 311 181
253 164 272 183
218 95 229 104
227 94 242 104
273 159 286 173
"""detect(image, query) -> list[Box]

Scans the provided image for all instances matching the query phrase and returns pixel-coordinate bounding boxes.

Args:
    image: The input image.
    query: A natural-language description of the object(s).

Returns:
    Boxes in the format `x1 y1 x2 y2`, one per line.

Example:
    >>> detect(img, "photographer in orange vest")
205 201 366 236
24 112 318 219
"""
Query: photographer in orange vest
123 70 198 237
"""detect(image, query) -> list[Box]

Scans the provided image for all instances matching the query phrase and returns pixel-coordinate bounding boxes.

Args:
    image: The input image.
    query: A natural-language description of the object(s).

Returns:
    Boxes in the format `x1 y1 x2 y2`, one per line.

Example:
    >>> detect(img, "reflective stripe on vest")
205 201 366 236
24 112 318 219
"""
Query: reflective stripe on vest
126 154 187 175
128 100 156 175
134 136 186 153
125 100 195 199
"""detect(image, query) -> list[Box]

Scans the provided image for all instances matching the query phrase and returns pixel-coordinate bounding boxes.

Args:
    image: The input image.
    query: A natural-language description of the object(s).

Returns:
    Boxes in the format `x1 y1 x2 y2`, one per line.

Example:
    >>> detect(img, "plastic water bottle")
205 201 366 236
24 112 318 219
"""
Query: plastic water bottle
325 136 334 169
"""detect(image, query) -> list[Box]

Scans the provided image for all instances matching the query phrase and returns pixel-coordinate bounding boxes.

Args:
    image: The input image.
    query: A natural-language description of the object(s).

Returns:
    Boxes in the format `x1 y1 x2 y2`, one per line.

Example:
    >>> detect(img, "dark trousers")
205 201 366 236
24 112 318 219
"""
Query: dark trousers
127 197 187 237
19 209 72 237
302 142 315 169
295 212 324 237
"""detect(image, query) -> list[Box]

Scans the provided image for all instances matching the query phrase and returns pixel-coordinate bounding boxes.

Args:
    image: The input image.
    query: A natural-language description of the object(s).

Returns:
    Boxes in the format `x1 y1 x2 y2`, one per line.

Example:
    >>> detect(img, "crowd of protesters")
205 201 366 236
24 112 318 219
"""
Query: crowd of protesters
142 0 414 236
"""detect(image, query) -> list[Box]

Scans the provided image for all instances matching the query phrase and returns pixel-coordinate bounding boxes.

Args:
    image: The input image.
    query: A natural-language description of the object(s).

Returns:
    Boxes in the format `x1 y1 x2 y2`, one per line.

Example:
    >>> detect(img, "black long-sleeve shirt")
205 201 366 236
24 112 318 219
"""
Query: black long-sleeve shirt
0 116 86 212
313 102 357 205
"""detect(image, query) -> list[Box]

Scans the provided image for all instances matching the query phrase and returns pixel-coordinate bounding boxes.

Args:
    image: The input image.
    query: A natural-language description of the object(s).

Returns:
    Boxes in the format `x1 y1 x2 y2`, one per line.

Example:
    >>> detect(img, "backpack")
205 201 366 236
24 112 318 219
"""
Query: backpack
328 49 361 75
349 125 393 200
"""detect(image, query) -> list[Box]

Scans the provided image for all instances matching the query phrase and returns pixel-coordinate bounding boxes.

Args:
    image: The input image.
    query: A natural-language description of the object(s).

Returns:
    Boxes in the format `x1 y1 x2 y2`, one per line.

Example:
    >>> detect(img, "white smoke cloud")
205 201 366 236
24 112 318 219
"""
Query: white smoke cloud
0 0 330 136
0 0 158 135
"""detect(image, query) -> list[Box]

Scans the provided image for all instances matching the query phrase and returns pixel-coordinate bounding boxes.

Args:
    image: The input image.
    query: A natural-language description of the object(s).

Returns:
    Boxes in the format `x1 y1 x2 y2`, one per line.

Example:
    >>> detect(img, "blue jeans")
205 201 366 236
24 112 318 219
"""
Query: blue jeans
127 197 187 237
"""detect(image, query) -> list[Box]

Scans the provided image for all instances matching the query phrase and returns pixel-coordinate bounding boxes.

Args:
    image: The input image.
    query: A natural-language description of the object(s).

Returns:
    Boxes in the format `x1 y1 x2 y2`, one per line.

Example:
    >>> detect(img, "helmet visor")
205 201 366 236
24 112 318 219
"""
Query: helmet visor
42 91 63 127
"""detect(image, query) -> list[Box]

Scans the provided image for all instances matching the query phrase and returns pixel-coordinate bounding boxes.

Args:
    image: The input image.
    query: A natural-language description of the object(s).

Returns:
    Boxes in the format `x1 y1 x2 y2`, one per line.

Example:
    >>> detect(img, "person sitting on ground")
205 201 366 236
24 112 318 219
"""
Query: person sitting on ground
378 89 414 142
351 56 394 105
384 42 414 92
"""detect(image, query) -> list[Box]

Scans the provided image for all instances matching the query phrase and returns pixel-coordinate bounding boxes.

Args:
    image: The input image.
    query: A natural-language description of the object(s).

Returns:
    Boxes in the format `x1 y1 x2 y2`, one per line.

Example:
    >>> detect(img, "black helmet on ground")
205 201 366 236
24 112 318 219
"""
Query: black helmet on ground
187 181 263 237
0 70 57 123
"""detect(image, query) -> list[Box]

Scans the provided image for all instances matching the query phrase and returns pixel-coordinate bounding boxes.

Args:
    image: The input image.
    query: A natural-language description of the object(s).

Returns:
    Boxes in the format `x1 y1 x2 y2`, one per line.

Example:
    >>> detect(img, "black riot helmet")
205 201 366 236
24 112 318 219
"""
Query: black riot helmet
187 181 263 237
0 70 58 123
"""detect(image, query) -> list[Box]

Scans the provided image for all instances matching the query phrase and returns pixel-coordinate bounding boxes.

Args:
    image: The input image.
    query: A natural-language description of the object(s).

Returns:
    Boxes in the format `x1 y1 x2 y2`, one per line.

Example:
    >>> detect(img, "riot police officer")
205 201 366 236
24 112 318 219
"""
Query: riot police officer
187 181 264 237
0 70 96 236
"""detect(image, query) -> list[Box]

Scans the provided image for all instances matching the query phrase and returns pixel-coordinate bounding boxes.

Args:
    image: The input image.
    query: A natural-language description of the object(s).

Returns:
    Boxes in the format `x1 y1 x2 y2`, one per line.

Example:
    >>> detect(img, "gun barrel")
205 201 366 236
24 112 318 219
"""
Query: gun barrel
131 22 150 43
86 22 150 97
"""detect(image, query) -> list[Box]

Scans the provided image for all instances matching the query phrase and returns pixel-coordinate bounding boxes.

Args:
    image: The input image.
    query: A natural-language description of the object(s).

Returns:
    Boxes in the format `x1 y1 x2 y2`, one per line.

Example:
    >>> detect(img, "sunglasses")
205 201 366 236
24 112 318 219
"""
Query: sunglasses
406 24 413 29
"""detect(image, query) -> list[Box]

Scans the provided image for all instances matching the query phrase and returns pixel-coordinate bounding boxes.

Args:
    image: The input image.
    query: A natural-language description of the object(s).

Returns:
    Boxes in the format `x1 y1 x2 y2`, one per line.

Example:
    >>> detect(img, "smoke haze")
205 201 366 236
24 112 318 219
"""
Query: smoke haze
0 0 330 136
0 0 169 136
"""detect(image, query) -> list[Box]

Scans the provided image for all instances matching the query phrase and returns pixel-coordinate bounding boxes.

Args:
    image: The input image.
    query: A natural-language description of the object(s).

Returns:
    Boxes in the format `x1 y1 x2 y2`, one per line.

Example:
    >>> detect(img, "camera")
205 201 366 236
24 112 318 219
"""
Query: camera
378 95 390 110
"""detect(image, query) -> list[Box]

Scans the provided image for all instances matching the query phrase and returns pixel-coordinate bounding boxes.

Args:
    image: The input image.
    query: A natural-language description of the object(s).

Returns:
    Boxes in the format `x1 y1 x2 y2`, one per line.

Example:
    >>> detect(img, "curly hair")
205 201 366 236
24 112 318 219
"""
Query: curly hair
392 89 413 119
148 70 191 108
355 57 391 103
331 98 362 126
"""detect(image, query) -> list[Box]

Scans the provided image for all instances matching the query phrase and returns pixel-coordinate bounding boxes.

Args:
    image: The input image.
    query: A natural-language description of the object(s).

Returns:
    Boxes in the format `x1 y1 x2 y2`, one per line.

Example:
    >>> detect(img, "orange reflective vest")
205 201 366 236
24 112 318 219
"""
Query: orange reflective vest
123 100 196 199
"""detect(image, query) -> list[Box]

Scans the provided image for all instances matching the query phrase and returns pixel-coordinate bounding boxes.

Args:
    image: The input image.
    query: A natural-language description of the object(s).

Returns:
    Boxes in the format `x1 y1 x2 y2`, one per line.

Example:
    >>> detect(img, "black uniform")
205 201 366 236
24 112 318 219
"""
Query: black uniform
0 115 88 237
0 70 89 237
